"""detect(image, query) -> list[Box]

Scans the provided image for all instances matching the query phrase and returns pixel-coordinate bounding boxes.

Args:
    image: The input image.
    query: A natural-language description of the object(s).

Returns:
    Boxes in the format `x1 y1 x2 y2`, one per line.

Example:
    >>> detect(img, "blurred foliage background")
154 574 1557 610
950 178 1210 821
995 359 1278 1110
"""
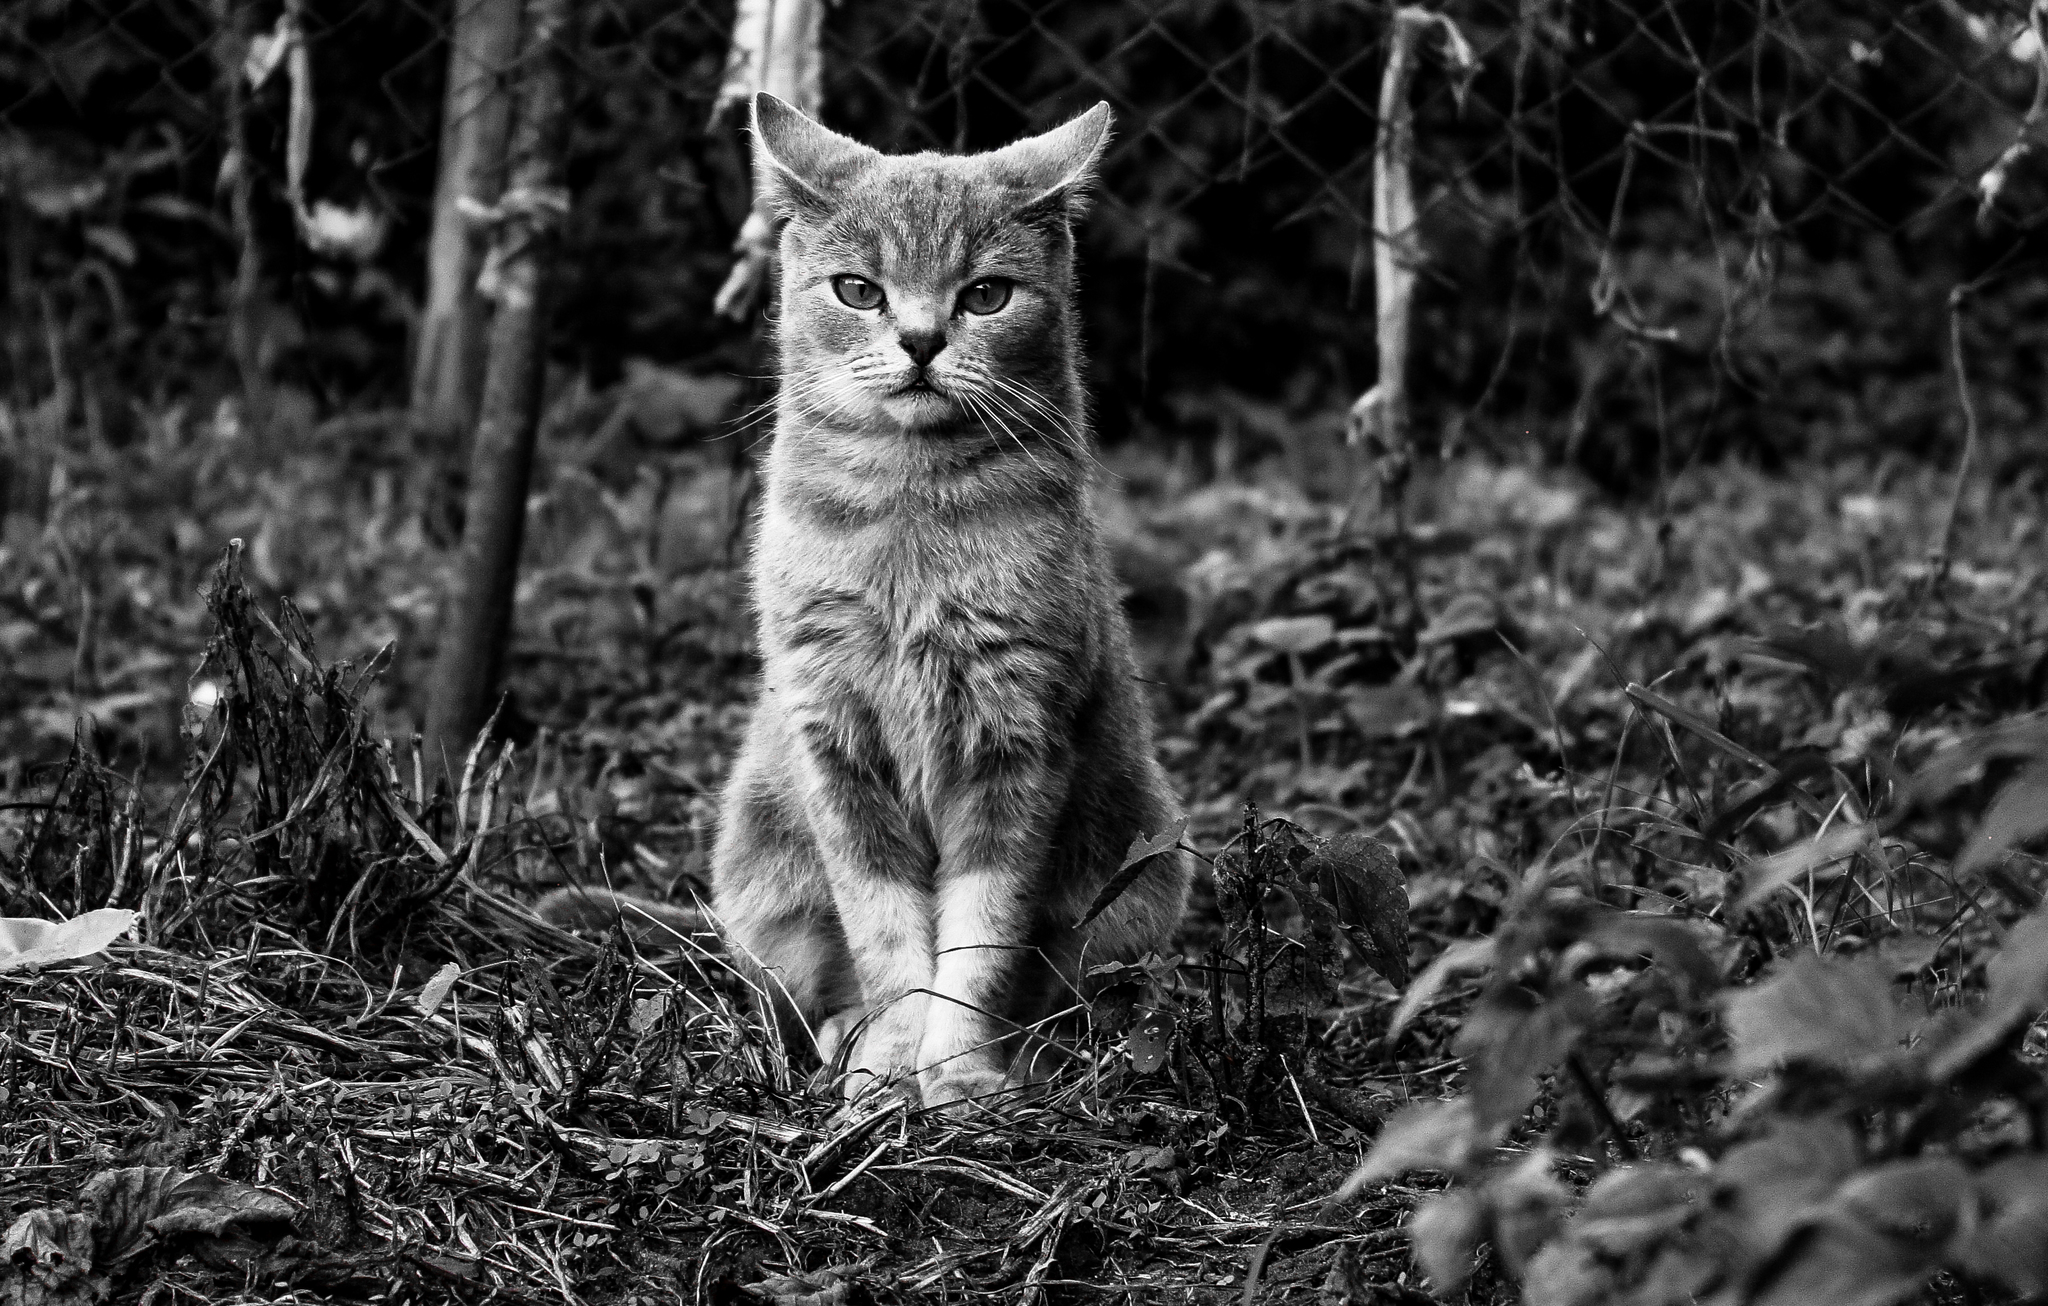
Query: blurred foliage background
7 0 2047 480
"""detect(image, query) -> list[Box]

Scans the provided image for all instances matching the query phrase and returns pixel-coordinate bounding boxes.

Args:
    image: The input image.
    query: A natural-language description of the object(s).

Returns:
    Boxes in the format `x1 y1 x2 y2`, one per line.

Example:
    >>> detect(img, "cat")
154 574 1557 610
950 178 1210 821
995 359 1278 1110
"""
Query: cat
539 92 1189 1112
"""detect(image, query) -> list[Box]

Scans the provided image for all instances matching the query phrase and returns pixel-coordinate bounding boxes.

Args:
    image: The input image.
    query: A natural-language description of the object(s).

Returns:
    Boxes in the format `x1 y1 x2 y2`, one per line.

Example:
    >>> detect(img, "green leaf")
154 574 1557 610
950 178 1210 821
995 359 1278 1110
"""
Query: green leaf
1831 1157 1971 1249
1747 1223 1939 1306
1455 983 1596 1134
1409 1190 1487 1297
1334 1099 1493 1201
1488 1151 1567 1277
1581 913 1723 995
1248 615 1334 655
1388 936 1493 1041
1734 823 1878 913
1723 952 1914 1076
1953 1155 2048 1296
1714 1118 1861 1263
1303 832 1409 987
1568 1163 1701 1257
1418 592 1502 646
1127 1007 1173 1074
1073 816 1188 930
1926 903 2048 1083
1957 760 2048 877
1520 1238 1615 1306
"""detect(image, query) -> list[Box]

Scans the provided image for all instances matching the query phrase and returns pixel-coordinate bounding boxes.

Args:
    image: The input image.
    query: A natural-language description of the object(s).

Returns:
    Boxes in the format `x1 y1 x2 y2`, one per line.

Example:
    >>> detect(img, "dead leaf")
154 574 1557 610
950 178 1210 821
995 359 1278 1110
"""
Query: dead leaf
414 963 460 1018
0 909 139 974
0 1209 99 1306
81 1167 296 1266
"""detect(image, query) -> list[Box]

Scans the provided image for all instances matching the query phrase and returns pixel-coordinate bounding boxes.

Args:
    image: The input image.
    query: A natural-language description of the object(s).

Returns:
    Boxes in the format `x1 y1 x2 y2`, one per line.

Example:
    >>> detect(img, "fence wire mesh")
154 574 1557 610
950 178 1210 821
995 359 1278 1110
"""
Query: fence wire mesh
4 0 2044 480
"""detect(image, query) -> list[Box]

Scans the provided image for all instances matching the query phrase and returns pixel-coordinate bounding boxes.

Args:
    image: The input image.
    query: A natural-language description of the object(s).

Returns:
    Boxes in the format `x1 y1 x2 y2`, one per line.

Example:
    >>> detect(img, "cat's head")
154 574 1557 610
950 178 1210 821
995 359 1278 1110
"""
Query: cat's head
751 93 1109 445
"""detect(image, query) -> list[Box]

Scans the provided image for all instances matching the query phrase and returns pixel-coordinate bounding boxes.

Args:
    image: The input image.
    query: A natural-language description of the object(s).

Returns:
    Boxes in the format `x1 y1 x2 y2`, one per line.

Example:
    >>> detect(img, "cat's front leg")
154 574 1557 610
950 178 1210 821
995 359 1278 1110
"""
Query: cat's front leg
789 696 937 1099
920 754 1071 1111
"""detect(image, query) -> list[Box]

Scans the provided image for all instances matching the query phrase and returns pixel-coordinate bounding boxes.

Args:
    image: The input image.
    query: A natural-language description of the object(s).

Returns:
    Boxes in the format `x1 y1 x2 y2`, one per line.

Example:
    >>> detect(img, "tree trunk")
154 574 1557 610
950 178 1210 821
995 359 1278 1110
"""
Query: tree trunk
410 0 523 447
421 0 573 782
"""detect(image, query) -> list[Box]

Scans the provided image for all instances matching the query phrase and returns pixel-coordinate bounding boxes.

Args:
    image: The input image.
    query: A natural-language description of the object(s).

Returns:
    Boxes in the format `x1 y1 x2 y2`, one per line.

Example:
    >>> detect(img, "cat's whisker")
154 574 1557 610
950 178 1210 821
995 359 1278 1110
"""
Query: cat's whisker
956 383 1048 475
984 374 1083 455
968 381 1060 471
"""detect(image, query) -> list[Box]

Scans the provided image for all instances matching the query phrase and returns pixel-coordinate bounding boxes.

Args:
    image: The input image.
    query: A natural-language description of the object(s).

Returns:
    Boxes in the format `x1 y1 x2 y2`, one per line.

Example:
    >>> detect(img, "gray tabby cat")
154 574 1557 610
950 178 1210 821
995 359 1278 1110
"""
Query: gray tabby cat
544 94 1189 1112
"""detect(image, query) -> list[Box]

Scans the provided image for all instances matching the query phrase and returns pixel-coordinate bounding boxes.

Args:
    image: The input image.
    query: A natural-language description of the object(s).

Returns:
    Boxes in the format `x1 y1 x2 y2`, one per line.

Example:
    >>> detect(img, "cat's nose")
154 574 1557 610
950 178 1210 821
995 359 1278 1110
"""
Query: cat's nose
898 327 946 367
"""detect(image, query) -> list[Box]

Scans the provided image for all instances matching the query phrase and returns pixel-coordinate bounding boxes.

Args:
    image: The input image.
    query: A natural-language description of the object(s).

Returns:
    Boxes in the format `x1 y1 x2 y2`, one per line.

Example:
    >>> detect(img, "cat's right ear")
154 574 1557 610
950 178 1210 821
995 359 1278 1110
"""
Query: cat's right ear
750 93 877 220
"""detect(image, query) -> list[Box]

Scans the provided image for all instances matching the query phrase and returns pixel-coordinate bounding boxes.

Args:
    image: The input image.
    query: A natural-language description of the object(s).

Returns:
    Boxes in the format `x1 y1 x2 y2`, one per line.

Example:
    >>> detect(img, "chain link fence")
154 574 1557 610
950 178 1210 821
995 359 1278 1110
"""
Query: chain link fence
5 0 2045 485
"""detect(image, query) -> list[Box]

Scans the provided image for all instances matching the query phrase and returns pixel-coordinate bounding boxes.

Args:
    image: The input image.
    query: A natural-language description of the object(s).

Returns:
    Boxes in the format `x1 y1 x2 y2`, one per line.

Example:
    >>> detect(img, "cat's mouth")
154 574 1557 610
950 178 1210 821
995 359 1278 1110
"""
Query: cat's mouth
893 375 945 397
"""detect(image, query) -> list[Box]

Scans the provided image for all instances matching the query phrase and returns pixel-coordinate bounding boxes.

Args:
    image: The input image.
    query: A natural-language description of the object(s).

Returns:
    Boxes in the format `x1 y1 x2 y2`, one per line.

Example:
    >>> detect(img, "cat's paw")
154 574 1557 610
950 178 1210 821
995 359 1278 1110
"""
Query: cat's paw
919 1064 1011 1115
837 999 925 1101
813 1007 867 1066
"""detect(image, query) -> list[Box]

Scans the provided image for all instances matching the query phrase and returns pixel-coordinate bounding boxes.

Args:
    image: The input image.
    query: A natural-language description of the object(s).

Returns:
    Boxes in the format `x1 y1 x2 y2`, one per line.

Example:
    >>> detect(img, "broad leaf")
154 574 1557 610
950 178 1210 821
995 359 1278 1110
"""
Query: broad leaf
1520 1239 1614 1306
1389 936 1494 1040
1488 1151 1567 1276
1926 904 2048 1082
1581 913 1723 995
1953 1155 2048 1296
1455 984 1596 1134
1900 712 2048 807
1724 952 1914 1076
0 908 138 973
1713 1118 1861 1260
1957 760 2048 877
1569 1163 1700 1257
1408 1190 1486 1296
1734 824 1878 913
1334 1099 1492 1200
1303 832 1409 986
1418 592 1502 646
1747 1210 1945 1306
1831 1157 1971 1248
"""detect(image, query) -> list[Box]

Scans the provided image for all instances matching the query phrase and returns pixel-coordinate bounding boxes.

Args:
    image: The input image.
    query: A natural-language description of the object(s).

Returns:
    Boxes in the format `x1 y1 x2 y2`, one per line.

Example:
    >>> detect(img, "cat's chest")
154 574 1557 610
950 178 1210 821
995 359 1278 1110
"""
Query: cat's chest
765 518 1051 669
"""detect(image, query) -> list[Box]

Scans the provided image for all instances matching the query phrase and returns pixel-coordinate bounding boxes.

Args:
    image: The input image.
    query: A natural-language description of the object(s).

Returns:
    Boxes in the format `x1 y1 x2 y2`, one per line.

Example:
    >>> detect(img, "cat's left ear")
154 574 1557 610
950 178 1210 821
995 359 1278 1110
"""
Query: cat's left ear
992 101 1112 219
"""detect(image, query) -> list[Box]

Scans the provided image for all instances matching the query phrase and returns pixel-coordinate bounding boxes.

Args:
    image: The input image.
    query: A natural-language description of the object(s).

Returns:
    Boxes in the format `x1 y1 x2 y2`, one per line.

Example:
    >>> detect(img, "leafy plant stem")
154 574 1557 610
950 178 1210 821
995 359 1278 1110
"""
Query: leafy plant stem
1928 285 1979 586
1565 1052 1636 1161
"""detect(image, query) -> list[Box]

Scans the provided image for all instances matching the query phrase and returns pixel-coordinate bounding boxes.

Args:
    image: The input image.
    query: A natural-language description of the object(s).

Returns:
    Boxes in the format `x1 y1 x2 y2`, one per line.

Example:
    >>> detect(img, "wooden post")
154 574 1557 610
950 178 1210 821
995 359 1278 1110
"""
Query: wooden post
411 0 524 447
422 0 573 782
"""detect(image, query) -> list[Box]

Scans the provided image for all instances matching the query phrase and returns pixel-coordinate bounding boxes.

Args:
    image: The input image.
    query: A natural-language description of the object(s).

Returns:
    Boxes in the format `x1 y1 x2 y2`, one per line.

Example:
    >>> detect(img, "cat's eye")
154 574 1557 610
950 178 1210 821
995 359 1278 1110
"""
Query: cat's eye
957 279 1013 315
831 275 884 310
